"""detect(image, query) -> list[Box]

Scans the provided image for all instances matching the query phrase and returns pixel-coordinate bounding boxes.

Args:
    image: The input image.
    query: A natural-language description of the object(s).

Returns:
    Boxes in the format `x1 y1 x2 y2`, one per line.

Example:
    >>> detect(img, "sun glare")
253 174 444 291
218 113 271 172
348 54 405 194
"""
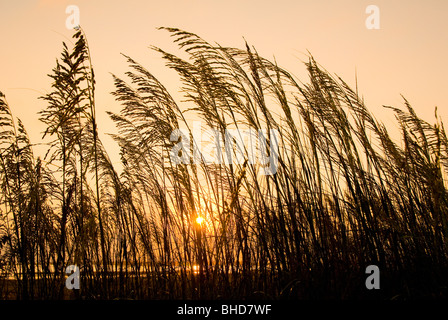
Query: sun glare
195 216 204 225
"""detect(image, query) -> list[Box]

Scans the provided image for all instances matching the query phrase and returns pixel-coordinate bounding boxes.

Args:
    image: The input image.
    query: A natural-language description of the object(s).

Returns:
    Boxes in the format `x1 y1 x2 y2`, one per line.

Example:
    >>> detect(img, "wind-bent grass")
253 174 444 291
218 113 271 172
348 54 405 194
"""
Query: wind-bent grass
0 27 448 300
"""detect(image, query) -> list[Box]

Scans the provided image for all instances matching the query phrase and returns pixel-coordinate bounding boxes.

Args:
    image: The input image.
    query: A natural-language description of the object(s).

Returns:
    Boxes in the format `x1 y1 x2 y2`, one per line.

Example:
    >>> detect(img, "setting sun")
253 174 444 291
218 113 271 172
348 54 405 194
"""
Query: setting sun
195 216 204 225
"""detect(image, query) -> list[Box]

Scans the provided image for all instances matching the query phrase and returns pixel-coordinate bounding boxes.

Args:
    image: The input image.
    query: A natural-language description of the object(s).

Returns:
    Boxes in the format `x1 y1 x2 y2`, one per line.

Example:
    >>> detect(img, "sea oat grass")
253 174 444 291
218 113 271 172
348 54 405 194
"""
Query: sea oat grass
0 28 447 300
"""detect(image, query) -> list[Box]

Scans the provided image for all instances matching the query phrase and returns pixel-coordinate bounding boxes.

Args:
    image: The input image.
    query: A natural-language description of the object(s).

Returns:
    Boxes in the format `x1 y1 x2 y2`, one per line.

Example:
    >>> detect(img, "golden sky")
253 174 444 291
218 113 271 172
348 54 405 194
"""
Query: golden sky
1 0 447 165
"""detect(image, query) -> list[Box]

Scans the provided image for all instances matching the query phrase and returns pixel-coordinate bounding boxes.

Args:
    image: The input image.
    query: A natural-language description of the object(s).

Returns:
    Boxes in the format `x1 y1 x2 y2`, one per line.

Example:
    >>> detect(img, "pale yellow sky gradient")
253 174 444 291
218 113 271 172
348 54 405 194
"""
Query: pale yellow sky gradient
1 0 447 166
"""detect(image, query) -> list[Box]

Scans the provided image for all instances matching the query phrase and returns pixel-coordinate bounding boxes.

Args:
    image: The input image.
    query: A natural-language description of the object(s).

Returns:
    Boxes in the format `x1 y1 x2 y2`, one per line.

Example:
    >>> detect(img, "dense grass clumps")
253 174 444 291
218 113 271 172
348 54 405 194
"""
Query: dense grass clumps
1 28 448 300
